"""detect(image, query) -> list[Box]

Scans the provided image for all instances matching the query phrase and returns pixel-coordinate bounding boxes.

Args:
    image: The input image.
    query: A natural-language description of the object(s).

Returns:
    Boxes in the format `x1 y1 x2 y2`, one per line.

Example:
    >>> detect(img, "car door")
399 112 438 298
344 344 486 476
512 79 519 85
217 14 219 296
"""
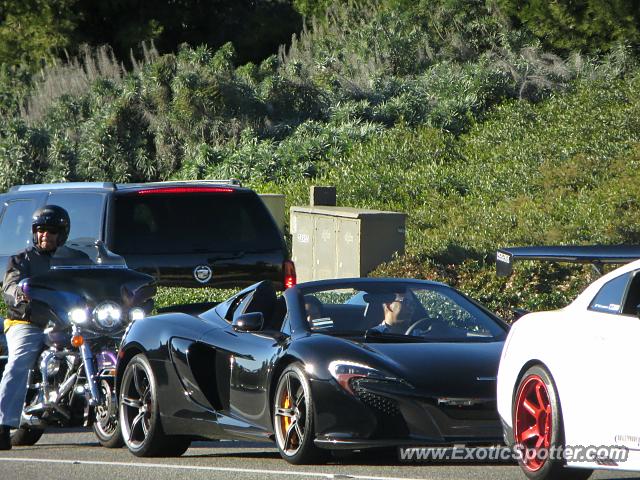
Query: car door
199 286 288 431
563 270 640 447
592 271 640 446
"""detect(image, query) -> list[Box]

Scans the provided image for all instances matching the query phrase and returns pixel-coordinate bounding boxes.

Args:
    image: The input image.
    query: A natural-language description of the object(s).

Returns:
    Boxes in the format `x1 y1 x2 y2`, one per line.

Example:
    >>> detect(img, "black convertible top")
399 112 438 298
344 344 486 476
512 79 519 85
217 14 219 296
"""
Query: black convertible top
496 245 640 277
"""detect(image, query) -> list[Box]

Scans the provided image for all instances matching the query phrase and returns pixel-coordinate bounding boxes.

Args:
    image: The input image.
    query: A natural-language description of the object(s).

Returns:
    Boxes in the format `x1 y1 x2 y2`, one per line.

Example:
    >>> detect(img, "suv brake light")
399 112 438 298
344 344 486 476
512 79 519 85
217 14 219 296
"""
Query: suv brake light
137 187 234 195
284 260 296 289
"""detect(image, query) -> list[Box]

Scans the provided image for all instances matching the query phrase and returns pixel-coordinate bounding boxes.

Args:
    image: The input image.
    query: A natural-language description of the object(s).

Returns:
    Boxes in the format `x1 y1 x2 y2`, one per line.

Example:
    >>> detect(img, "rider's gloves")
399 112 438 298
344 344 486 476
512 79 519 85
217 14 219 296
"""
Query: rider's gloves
14 288 28 305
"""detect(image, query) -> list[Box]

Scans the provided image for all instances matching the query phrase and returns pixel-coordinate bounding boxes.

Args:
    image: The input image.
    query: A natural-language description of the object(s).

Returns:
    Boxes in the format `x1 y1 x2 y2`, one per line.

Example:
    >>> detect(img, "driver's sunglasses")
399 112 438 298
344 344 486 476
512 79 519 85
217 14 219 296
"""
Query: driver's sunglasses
35 225 60 234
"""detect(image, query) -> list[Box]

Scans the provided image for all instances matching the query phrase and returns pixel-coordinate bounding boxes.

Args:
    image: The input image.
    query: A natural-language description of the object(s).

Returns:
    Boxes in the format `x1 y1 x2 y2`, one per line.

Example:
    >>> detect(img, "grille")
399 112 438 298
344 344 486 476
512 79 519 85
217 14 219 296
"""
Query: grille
351 380 401 416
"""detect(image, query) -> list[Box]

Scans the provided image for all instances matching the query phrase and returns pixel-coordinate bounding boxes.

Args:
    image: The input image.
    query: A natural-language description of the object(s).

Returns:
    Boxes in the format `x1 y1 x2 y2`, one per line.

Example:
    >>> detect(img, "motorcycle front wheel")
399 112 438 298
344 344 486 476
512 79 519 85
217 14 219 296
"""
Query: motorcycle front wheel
93 378 124 448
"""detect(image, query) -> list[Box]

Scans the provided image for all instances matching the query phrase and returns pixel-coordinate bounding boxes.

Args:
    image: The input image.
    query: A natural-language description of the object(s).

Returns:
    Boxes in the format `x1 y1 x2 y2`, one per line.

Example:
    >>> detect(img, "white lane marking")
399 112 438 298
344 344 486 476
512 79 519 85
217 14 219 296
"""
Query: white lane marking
0 457 431 480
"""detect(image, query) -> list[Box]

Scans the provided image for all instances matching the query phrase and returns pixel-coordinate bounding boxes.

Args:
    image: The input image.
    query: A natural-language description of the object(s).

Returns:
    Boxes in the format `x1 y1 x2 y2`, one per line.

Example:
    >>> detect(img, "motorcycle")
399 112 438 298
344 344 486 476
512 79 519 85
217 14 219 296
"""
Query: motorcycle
10 241 156 448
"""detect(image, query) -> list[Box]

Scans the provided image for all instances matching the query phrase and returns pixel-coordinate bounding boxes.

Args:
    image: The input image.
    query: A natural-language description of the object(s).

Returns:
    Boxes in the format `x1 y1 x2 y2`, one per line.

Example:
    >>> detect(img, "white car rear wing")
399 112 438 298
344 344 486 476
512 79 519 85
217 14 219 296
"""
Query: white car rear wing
496 245 640 277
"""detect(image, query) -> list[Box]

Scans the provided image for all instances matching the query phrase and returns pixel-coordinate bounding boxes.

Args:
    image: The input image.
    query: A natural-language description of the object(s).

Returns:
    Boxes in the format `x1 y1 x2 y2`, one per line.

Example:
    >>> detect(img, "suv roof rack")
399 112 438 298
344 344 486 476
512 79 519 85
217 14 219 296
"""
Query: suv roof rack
8 179 242 193
10 182 116 192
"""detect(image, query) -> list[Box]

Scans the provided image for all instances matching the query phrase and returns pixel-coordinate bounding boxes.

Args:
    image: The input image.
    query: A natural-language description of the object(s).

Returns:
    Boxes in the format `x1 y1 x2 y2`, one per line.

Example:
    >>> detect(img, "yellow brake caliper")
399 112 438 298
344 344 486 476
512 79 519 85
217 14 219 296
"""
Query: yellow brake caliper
283 394 291 432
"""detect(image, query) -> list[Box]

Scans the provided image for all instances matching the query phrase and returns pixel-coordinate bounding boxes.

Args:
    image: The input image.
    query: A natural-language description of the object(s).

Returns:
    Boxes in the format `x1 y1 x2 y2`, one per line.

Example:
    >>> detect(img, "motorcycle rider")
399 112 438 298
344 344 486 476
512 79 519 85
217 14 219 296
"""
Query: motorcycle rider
0 205 71 449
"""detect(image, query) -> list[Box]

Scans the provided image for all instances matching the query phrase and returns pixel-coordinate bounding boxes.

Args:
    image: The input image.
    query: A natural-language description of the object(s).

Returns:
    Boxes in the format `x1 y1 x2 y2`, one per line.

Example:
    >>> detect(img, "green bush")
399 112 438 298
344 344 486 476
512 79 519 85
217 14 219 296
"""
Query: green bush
154 287 238 311
496 0 640 54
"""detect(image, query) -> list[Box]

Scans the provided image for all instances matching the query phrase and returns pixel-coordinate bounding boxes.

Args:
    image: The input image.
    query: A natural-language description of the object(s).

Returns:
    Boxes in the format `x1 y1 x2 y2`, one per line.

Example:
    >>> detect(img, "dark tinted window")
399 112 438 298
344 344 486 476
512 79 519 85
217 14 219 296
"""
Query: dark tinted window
589 272 632 314
47 192 106 242
622 272 640 315
111 192 283 255
0 199 37 255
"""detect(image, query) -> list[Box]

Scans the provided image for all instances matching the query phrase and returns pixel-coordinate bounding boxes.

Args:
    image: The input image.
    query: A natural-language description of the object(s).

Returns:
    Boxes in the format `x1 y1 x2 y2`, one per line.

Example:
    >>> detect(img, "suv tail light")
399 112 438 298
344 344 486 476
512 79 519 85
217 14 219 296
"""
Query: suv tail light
284 260 296 289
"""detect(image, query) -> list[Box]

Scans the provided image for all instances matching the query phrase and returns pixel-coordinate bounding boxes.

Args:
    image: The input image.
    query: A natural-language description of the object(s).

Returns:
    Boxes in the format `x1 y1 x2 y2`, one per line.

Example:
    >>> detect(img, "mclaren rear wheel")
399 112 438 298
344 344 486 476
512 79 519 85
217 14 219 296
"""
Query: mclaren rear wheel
513 365 592 480
119 353 190 457
273 363 326 464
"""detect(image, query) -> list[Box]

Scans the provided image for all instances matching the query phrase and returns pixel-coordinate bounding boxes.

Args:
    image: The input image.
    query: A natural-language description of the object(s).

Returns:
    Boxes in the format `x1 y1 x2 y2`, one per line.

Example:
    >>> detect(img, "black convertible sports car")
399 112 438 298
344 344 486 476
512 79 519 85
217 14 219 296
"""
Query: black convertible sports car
115 278 508 463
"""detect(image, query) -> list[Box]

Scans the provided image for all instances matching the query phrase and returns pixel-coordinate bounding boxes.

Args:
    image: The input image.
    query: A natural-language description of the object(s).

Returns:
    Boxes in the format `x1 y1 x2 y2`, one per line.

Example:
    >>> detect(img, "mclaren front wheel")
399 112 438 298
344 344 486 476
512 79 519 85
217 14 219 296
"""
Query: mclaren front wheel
119 353 190 457
273 363 326 464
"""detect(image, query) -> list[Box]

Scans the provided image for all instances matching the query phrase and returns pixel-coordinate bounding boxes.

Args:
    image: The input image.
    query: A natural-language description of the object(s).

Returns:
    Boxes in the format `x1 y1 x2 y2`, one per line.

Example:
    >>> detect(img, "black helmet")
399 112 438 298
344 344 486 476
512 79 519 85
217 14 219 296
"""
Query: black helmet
32 205 70 247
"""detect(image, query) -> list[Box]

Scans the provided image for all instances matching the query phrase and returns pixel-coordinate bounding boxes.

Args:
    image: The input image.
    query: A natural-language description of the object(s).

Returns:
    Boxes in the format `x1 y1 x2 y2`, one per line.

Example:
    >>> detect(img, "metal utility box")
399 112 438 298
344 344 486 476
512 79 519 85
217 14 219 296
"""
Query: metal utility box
290 206 406 282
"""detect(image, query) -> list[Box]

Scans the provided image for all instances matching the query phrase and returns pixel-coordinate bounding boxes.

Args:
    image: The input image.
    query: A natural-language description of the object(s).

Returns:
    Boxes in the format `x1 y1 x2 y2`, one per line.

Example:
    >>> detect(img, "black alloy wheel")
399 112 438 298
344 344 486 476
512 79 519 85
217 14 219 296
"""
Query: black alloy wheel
119 353 190 457
273 363 326 464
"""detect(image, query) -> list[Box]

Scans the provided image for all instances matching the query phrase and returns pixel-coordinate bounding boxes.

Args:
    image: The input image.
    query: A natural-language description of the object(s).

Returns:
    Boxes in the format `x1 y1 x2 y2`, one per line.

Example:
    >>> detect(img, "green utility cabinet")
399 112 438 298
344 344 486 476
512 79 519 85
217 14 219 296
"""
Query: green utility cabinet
290 206 406 282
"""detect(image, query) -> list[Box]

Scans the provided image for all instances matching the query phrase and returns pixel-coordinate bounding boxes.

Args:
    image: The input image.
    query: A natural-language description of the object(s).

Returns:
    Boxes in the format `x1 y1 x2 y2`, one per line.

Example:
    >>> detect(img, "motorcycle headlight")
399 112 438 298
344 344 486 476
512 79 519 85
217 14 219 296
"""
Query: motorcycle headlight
93 301 123 329
69 308 89 324
129 307 145 322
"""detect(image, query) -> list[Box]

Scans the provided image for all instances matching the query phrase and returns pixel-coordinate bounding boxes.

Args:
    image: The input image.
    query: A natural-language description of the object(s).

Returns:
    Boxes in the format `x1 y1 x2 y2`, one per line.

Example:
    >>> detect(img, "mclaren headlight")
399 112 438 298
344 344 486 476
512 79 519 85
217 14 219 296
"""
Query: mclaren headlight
328 360 412 395
69 308 89 325
93 301 123 329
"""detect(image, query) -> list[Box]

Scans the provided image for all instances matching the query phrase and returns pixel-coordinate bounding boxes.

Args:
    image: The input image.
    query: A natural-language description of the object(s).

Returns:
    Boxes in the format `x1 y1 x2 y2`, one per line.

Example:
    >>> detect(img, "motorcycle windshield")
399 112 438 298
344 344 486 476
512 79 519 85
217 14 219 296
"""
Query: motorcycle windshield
50 240 128 270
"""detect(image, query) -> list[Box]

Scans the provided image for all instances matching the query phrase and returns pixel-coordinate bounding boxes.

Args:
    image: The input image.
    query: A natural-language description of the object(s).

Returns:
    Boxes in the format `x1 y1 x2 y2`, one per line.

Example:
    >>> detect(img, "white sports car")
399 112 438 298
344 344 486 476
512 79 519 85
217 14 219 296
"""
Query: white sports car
496 246 640 480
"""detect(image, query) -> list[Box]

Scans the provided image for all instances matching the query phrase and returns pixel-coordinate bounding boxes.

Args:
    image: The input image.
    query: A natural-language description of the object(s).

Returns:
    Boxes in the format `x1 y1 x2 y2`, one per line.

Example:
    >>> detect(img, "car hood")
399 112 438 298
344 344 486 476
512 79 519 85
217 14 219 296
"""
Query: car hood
360 341 503 398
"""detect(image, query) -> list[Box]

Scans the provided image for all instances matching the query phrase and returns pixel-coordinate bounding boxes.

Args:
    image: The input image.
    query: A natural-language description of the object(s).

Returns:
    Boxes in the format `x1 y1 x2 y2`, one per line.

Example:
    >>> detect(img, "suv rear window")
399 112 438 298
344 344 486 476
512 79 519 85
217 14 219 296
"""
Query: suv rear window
47 192 106 242
111 192 283 255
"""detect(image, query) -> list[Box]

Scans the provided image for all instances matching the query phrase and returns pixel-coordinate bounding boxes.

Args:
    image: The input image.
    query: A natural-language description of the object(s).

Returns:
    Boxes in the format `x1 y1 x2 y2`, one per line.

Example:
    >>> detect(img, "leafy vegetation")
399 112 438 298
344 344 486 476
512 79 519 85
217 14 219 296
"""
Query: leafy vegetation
496 0 640 54
0 0 302 69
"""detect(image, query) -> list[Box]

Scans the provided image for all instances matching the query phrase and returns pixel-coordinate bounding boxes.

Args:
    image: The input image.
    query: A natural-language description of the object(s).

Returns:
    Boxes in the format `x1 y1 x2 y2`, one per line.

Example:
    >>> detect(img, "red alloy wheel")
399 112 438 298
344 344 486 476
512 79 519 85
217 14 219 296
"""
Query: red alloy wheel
514 374 552 472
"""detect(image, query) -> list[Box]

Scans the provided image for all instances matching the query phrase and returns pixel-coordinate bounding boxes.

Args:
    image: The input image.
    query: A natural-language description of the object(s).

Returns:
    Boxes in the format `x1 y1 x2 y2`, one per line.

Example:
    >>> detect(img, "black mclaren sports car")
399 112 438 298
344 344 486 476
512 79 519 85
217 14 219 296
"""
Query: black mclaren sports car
115 278 508 464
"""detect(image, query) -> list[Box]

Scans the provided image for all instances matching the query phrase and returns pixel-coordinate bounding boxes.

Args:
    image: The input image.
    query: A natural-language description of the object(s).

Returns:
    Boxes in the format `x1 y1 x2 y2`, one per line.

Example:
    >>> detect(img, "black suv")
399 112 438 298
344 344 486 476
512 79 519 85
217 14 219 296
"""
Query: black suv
0 181 295 289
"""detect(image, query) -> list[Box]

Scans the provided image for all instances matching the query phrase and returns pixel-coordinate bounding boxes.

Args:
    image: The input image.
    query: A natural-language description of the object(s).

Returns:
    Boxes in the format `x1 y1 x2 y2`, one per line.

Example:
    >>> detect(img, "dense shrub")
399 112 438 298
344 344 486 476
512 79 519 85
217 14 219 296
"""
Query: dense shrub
497 0 640 54
0 0 302 69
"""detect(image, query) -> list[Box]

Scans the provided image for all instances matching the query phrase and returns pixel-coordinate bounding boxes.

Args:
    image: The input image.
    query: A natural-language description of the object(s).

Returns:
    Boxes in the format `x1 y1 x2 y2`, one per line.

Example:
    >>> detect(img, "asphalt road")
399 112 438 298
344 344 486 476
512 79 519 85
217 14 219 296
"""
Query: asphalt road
1 429 640 480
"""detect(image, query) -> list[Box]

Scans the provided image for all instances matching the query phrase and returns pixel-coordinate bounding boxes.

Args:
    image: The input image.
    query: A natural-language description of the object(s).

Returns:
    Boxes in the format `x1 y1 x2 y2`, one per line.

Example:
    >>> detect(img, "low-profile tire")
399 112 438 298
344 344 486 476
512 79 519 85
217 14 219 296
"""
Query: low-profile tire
10 427 44 446
119 353 190 457
513 365 592 480
93 378 124 448
273 363 326 464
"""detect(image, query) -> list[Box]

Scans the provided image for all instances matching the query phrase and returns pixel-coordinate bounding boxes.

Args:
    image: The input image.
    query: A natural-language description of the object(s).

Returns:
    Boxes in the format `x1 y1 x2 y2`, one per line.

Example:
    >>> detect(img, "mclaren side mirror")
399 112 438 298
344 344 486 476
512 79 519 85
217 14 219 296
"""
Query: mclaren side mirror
232 312 264 332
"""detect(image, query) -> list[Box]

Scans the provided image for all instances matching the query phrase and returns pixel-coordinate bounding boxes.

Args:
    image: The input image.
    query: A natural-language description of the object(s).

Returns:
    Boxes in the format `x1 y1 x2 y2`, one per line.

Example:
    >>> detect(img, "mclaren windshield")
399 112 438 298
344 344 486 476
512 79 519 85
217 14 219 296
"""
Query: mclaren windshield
300 282 506 342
